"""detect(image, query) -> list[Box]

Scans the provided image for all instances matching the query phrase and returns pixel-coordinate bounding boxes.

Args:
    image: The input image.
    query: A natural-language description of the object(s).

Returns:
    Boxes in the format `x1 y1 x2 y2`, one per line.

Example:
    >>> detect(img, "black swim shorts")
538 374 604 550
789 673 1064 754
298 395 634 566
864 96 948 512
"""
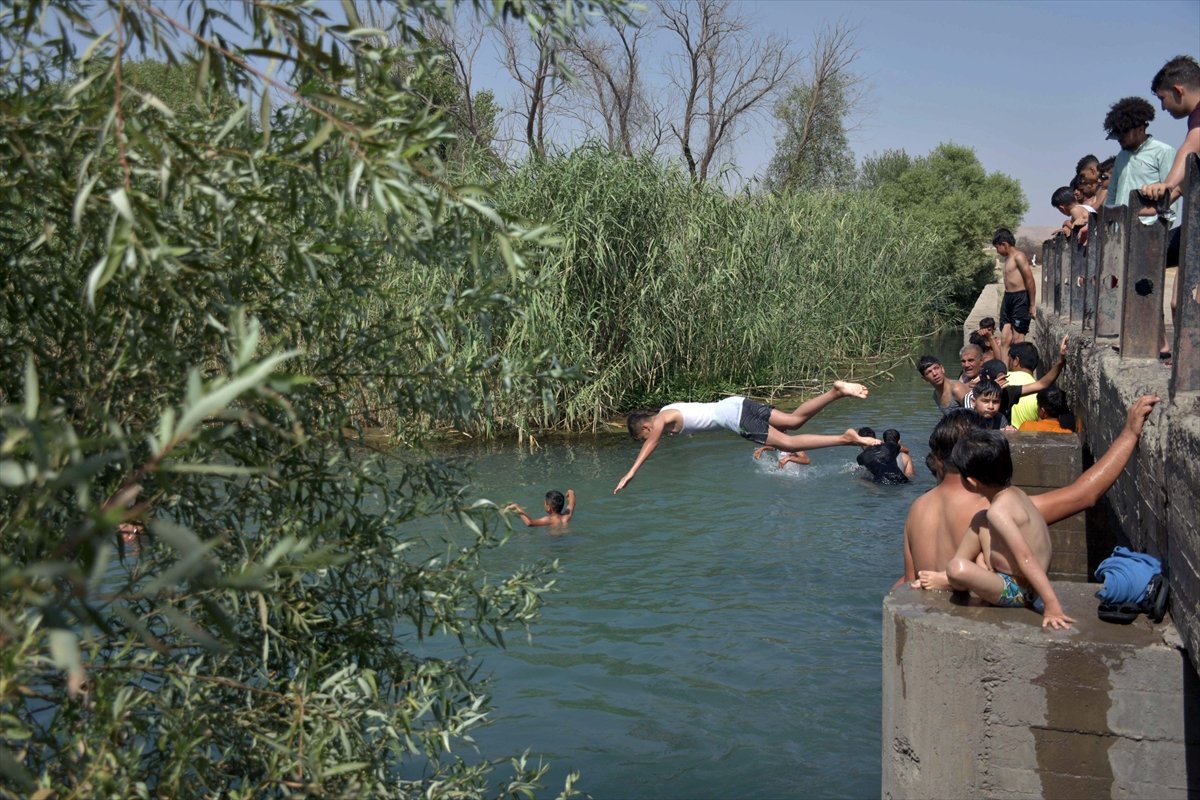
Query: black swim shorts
737 398 774 445
1000 290 1031 335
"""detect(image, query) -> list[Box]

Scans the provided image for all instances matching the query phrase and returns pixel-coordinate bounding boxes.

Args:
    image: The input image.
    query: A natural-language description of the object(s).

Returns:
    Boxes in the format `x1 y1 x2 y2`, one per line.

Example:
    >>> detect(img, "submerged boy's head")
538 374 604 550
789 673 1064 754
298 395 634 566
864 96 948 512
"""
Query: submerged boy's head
951 429 1013 489
626 410 656 440
857 426 876 439
882 428 901 444
927 409 985 478
545 490 566 514
971 379 1003 419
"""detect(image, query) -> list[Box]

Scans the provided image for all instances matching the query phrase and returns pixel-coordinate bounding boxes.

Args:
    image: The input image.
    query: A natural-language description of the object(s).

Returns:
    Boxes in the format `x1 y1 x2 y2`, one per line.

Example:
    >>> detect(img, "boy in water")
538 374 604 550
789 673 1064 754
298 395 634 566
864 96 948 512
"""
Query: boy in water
616 381 877 494
752 445 811 469
506 489 576 527
854 427 912 484
923 429 1075 630
992 228 1036 350
965 380 1012 430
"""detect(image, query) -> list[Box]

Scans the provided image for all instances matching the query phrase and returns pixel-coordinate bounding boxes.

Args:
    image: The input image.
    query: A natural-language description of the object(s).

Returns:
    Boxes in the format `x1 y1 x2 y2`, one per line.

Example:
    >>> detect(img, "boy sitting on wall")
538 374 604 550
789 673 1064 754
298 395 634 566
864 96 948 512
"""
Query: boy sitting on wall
921 429 1075 630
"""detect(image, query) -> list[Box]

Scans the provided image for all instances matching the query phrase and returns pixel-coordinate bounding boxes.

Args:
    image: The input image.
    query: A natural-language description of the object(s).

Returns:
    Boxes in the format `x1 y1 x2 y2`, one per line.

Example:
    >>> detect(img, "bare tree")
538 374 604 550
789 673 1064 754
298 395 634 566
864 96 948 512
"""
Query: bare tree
658 0 799 184
498 22 568 158
566 21 665 156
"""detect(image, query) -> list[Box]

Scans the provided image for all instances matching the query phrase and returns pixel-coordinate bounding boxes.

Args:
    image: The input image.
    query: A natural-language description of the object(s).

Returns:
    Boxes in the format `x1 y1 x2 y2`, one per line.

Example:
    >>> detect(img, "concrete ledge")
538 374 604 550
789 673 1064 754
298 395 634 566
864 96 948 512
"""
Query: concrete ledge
882 583 1199 799
1038 315 1200 676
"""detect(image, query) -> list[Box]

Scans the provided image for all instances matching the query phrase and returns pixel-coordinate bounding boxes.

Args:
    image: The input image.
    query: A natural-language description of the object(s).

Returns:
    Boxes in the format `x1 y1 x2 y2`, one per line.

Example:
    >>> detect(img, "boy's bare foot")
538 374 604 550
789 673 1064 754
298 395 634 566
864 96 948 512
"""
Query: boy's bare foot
833 380 869 399
915 570 951 590
846 428 881 447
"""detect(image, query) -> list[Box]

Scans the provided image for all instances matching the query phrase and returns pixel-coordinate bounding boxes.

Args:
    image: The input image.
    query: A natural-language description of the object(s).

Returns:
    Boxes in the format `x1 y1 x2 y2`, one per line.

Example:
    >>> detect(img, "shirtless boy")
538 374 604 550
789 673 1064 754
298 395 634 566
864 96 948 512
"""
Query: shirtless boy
917 355 967 415
934 429 1074 630
616 381 877 494
992 228 1036 350
506 489 575 527
900 394 1160 587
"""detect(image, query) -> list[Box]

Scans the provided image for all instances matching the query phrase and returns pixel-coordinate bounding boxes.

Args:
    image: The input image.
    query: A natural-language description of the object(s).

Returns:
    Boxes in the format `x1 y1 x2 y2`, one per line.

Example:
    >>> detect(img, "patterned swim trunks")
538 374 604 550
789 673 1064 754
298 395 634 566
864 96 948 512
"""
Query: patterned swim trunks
993 571 1037 608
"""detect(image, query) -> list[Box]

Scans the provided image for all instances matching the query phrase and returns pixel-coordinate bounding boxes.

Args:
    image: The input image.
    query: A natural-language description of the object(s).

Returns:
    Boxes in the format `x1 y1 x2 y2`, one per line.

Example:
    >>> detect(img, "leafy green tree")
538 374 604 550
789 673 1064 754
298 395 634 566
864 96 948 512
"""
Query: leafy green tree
765 76 856 192
0 1 625 798
861 142 1027 312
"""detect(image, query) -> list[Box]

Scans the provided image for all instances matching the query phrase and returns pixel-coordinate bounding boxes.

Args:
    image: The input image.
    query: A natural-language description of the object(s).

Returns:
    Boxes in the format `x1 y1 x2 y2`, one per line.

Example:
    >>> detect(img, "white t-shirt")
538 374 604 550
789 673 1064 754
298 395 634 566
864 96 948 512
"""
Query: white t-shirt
662 396 744 435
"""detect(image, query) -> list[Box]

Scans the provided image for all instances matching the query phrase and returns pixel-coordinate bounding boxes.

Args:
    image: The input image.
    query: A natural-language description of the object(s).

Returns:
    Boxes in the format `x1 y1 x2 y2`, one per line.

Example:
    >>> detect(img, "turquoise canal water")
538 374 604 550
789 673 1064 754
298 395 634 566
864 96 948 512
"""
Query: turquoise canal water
450 337 960 798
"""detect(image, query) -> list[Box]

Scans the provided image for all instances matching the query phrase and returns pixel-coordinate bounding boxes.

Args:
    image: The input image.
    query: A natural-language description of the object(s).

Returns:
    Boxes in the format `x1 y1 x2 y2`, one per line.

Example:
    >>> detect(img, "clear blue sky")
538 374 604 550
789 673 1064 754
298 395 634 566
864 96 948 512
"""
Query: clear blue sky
732 0 1200 227
478 0 1198 228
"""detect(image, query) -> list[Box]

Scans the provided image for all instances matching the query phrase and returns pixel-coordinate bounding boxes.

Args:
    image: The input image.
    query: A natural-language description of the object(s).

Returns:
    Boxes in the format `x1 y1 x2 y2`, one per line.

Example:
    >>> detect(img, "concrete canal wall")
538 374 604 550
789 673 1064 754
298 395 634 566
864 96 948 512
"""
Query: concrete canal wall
882 155 1200 797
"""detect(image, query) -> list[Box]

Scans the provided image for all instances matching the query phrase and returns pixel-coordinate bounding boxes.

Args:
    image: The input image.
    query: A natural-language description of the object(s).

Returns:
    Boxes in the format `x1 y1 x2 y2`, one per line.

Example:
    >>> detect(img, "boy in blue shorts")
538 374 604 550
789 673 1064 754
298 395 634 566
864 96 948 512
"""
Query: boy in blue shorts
615 381 878 494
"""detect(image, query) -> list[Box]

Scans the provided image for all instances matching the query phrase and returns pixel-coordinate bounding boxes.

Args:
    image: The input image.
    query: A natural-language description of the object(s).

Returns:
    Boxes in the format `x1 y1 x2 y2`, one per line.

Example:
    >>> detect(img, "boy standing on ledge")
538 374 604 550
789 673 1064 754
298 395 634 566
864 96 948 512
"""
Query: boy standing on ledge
922 429 1075 630
615 381 878 494
992 228 1036 351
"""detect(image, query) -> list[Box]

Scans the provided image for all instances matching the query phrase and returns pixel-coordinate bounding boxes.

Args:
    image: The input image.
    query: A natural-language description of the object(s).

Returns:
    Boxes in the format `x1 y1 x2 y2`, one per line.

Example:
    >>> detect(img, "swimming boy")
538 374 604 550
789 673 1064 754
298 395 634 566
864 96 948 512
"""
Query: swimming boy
926 429 1075 630
752 445 811 469
992 228 1036 350
855 427 911 485
615 381 878 494
917 356 965 415
506 489 576 527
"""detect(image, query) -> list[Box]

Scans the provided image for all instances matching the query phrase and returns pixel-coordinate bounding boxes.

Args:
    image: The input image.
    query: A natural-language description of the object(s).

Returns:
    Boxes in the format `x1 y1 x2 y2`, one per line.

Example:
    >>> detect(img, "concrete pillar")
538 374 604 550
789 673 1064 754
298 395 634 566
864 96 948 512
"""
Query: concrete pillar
1170 154 1200 397
1095 206 1126 340
1119 190 1168 360
882 584 1199 799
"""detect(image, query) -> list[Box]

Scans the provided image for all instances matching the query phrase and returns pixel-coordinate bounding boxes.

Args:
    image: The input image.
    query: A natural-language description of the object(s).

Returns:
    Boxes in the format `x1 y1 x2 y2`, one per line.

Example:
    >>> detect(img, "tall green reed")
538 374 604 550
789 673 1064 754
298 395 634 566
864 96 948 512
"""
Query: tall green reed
377 146 951 434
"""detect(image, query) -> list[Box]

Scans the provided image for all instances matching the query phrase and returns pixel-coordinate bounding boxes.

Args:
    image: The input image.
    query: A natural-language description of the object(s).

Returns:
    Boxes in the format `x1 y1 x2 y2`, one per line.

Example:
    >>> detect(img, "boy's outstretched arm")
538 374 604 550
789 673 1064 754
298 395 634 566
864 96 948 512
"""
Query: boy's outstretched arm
1032 394 1159 524
565 489 576 517
615 417 666 494
504 503 541 527
1021 336 1068 395
989 508 1074 630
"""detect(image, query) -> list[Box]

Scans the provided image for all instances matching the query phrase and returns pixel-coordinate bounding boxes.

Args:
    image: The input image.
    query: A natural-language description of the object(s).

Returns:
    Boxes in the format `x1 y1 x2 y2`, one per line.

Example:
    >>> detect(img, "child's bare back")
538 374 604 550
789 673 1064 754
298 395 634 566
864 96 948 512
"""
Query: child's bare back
981 486 1051 581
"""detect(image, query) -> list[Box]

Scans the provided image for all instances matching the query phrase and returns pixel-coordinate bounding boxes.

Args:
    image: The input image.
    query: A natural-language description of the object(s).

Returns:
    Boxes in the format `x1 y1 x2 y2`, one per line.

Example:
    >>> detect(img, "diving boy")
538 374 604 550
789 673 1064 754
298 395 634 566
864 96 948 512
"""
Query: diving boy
931 429 1075 630
506 489 576 527
615 381 877 494
992 228 1036 349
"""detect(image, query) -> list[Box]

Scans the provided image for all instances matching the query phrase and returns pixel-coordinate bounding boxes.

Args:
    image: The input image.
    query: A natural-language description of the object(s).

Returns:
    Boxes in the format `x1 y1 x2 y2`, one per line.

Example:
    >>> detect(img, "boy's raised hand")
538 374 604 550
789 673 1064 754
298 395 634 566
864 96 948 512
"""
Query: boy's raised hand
1124 394 1161 437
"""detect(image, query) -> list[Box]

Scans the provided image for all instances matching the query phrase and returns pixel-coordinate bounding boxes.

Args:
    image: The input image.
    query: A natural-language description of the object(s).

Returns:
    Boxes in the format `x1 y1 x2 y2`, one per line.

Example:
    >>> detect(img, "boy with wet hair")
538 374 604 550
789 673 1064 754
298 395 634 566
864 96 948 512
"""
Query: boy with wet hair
616 381 878 494
883 428 916 479
506 488 576 527
854 426 910 485
943 429 1075 630
917 355 966 415
992 228 1036 349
